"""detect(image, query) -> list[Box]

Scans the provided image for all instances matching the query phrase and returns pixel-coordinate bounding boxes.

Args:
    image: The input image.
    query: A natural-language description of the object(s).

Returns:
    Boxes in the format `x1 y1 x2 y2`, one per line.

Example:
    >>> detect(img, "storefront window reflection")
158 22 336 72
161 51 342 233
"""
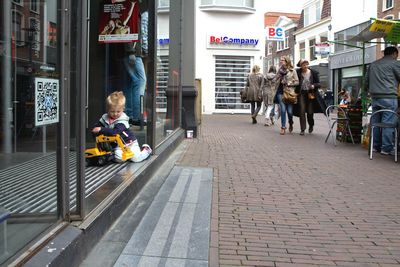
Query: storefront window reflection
155 0 180 145
0 1 59 264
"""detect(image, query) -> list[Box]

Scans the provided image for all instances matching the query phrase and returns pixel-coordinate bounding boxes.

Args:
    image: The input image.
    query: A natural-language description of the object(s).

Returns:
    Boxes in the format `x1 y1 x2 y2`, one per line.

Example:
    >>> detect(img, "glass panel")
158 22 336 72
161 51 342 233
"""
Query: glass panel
334 31 345 52
201 0 213 5
214 56 251 111
158 0 170 8
217 0 244 6
244 0 254 8
309 38 316 60
0 1 59 264
84 0 151 211
155 0 179 145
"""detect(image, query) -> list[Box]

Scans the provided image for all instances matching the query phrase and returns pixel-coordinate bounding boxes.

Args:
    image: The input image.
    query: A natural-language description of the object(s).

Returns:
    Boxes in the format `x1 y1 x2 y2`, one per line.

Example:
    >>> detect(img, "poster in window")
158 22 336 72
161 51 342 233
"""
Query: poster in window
98 0 139 43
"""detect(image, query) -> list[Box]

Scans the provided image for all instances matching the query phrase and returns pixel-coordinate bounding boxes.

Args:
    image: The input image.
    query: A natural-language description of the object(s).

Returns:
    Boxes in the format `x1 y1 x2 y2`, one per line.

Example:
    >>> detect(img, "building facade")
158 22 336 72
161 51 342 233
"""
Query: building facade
194 1 266 115
0 0 194 265
264 12 300 73
293 0 377 102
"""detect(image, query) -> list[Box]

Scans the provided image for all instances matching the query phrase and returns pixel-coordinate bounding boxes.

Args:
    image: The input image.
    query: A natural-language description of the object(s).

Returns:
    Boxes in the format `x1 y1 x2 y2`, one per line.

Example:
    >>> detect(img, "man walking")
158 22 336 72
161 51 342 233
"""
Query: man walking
367 46 400 155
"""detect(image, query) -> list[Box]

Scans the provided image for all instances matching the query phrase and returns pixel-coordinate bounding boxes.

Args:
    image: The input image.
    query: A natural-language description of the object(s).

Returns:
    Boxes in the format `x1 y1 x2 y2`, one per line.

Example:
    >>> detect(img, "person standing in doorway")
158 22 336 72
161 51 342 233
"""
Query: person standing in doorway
366 46 400 155
262 65 277 126
295 59 324 135
245 65 264 124
275 56 299 135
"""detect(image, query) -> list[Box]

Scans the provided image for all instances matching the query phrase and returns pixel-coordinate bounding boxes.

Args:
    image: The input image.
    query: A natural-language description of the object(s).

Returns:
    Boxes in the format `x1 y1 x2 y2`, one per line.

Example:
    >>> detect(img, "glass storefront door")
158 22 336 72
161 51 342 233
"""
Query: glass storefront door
0 1 60 264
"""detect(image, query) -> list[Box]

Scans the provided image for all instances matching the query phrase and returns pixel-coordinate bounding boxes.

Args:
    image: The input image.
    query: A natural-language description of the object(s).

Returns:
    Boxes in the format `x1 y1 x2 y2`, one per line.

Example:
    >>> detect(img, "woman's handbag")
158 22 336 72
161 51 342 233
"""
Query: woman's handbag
240 87 248 103
308 91 316 100
283 86 298 104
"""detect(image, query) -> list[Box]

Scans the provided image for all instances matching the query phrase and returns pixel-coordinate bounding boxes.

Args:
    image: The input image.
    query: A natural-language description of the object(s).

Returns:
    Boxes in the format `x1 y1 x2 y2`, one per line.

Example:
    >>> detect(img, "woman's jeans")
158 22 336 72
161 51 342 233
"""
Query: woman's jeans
371 98 398 153
123 55 146 121
277 93 293 129
299 91 314 131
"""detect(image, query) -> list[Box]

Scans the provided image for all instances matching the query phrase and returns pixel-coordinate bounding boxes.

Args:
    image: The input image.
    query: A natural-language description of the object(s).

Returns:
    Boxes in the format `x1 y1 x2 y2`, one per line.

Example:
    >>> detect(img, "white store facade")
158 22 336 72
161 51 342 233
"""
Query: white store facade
194 1 267 114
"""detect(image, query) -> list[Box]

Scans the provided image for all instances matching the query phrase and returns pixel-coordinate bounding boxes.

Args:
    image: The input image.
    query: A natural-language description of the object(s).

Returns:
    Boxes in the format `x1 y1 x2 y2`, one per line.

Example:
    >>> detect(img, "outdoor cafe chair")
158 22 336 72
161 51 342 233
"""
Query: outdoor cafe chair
325 105 355 146
368 109 399 162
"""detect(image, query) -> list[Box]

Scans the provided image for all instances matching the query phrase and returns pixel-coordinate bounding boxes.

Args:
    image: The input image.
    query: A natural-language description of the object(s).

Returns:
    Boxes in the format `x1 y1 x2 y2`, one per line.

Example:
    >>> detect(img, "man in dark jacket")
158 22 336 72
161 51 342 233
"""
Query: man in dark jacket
366 46 400 155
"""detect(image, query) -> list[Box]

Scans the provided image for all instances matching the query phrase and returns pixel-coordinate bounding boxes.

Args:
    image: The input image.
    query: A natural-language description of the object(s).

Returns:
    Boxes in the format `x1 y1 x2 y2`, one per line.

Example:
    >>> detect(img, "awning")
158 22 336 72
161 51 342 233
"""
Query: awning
350 18 400 43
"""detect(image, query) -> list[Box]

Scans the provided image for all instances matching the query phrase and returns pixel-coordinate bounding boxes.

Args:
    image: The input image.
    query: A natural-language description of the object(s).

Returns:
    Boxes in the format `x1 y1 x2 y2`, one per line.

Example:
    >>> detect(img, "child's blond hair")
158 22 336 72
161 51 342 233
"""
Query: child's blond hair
106 91 126 110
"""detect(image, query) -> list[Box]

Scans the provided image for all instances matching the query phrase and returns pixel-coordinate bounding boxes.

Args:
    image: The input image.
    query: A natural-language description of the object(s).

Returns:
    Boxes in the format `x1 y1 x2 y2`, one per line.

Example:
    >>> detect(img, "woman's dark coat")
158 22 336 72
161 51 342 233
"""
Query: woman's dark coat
293 68 327 117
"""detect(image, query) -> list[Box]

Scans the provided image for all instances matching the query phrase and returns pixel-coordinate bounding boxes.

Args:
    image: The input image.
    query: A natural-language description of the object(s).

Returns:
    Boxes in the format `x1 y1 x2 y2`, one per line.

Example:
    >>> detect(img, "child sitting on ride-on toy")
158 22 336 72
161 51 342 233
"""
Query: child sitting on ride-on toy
91 91 152 163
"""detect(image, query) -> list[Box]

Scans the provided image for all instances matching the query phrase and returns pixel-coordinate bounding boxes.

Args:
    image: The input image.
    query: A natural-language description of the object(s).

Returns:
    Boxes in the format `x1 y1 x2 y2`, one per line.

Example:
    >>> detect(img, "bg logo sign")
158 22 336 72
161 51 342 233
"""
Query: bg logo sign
266 27 285 41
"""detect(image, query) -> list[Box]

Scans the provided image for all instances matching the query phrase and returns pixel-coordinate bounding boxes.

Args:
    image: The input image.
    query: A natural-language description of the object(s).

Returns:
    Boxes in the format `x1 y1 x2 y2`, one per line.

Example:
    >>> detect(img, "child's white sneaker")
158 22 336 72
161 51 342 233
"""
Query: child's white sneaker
142 144 152 154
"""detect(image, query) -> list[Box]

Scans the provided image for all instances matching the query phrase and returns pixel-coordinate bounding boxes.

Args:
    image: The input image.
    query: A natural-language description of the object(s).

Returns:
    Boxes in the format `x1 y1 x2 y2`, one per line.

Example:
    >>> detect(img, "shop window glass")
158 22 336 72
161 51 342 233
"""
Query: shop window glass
84 0 152 212
155 0 180 144
0 1 60 265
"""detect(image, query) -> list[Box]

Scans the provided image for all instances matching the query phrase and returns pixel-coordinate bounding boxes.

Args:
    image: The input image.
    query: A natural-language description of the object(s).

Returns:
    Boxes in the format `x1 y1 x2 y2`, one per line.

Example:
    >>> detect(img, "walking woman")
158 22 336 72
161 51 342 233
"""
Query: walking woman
262 65 277 126
295 59 326 135
275 56 299 135
246 65 264 124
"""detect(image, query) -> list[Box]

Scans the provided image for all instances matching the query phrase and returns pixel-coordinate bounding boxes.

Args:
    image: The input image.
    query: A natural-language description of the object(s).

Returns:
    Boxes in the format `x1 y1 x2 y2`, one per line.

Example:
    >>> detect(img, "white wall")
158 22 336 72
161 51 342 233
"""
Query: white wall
331 0 377 33
195 0 267 114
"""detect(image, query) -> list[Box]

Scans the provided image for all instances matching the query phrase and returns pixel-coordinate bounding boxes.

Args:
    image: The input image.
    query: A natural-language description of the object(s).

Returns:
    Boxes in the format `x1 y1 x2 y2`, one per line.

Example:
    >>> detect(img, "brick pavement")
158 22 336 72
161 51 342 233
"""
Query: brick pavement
177 114 400 267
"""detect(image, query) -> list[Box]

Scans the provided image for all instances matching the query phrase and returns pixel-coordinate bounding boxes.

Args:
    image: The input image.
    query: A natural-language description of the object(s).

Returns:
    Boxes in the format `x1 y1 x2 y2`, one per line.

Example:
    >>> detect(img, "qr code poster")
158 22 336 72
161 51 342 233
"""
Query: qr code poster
35 78 59 126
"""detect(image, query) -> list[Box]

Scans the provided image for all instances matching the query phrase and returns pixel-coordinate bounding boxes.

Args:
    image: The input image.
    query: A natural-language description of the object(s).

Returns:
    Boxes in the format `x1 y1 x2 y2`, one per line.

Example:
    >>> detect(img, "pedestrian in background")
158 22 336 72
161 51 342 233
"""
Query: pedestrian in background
366 46 400 155
262 65 277 126
245 65 264 124
275 56 299 135
295 59 325 135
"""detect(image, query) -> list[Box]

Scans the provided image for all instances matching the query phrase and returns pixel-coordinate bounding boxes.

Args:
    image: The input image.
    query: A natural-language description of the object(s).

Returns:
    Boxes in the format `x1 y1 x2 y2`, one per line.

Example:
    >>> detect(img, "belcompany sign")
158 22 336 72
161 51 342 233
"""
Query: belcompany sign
207 34 260 50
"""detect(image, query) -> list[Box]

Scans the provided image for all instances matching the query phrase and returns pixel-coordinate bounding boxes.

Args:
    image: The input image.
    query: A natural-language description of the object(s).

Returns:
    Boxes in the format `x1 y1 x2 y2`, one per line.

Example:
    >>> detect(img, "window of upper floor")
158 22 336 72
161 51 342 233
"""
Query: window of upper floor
284 30 289 49
334 20 372 52
30 0 40 13
303 0 322 27
157 0 169 13
277 41 284 51
383 0 393 11
12 10 24 46
200 0 255 13
299 41 305 59
12 0 23 5
267 42 273 55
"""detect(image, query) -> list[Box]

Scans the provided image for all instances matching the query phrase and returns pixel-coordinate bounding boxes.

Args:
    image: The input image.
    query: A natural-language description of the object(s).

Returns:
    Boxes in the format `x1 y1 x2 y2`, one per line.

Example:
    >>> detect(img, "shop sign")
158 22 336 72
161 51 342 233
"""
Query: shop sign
315 43 330 55
266 27 285 41
98 0 139 43
35 78 59 126
369 18 400 43
329 46 376 69
209 35 259 47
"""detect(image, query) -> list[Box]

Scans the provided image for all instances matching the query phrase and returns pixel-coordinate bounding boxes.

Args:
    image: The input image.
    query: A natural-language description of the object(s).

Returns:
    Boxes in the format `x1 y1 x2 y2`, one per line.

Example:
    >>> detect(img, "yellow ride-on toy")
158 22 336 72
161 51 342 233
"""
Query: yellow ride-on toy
85 134 134 166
